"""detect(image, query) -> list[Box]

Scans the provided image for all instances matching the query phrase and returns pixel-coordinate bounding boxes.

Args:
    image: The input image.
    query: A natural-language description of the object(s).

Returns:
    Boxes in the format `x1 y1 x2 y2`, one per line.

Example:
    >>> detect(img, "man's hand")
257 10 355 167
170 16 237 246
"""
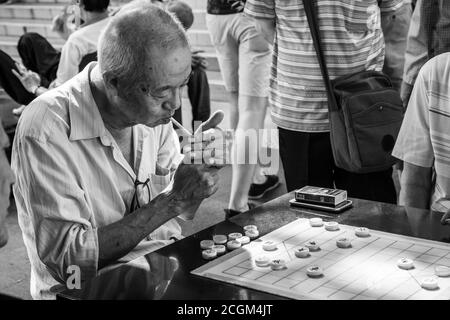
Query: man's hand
228 0 245 11
11 62 41 94
171 111 226 219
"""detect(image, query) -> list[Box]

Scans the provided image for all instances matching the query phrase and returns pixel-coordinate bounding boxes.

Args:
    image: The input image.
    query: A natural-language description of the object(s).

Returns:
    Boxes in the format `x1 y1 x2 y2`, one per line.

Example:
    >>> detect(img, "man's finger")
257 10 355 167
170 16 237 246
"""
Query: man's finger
194 110 225 135
11 69 23 80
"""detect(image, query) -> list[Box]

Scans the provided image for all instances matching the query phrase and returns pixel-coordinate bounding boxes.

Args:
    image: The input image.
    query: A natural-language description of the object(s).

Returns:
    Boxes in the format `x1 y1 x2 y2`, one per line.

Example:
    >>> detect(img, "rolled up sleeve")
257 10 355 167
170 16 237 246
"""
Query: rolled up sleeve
13 135 98 284
392 67 433 168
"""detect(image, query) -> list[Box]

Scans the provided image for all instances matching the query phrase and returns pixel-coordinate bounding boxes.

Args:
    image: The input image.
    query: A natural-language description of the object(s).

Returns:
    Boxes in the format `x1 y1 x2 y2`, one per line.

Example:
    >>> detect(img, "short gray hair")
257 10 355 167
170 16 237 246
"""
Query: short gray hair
98 1 189 93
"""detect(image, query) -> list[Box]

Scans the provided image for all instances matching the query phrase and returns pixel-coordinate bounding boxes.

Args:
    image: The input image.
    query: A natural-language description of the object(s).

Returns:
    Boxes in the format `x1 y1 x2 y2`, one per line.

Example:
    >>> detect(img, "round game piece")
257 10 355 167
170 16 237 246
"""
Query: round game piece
244 225 258 231
213 235 227 245
324 221 340 231
262 240 278 251
397 257 414 270
306 265 323 278
294 246 310 258
228 232 243 240
212 245 226 255
336 237 352 248
245 229 259 240
420 277 439 290
355 227 370 238
200 240 215 250
305 241 320 252
255 256 271 267
226 240 242 250
237 235 250 245
270 259 287 271
202 248 217 260
309 217 324 227
435 265 450 277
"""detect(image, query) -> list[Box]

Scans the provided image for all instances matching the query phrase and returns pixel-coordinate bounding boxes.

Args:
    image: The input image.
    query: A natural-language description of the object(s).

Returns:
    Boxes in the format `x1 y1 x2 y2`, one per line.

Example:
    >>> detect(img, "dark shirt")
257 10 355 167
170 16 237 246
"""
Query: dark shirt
207 0 245 15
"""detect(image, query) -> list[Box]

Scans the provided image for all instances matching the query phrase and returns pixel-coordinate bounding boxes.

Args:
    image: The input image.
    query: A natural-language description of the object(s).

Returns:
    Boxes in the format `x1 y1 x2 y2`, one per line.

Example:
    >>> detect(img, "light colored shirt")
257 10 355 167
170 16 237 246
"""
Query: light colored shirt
244 0 404 132
55 17 111 87
11 63 184 299
392 52 450 213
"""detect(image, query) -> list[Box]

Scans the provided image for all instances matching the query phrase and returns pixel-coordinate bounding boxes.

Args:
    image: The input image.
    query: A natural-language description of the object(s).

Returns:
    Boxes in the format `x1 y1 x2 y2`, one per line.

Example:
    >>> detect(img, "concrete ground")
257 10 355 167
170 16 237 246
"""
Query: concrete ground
0 97 287 299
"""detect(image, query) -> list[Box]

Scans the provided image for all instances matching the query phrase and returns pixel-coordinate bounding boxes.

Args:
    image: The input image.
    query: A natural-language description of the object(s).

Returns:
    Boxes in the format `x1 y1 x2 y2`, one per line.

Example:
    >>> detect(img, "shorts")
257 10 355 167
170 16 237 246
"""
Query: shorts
206 13 272 97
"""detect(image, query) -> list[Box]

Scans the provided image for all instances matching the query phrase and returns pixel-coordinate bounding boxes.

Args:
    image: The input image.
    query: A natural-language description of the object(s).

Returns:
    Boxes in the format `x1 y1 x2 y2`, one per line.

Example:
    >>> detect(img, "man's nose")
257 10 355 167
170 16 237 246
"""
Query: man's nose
164 87 182 111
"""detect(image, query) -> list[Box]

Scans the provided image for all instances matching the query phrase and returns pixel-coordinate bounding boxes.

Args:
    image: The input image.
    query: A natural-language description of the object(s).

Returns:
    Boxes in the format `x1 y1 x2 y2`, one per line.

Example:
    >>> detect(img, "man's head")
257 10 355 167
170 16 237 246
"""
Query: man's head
97 1 192 128
167 1 194 30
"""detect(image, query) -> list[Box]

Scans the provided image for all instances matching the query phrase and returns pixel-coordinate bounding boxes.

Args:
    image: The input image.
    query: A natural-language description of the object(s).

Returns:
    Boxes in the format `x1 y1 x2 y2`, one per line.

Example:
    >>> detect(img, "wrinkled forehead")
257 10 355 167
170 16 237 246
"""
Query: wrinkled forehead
144 45 192 79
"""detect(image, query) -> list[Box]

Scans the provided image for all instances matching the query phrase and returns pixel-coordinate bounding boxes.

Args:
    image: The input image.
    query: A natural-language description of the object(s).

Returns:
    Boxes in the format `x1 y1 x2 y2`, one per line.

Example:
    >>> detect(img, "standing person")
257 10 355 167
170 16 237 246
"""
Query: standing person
401 0 450 108
0 0 111 114
206 0 279 217
245 0 407 203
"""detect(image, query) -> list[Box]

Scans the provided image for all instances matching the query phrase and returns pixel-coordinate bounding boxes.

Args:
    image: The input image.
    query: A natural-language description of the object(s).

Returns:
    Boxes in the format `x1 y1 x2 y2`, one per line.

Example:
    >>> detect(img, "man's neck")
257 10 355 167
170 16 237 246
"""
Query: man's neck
82 11 109 27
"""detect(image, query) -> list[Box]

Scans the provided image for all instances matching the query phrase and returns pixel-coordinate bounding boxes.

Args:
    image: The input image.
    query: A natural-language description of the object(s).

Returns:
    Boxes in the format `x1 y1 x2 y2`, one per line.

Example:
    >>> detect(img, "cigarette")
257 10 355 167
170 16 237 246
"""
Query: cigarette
170 117 192 136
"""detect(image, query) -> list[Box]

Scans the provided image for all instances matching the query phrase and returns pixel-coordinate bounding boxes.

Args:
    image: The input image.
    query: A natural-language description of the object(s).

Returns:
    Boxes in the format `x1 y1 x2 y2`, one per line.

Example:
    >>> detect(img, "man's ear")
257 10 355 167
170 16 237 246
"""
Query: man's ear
104 72 120 97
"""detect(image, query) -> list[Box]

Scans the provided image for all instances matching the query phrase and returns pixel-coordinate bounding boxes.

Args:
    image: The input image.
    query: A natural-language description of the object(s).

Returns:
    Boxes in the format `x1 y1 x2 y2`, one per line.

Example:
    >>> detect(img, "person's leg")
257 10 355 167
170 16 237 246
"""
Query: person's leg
307 132 335 189
334 166 397 204
228 14 275 210
17 32 60 86
188 65 211 132
228 95 268 211
278 128 309 192
205 14 239 129
0 50 35 105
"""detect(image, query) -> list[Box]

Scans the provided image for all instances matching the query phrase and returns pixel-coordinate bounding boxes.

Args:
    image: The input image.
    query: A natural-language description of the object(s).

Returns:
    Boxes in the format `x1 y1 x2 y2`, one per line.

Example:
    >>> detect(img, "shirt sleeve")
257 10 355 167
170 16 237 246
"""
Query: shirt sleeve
12 135 99 284
402 0 428 86
54 34 83 87
244 0 275 19
392 62 433 168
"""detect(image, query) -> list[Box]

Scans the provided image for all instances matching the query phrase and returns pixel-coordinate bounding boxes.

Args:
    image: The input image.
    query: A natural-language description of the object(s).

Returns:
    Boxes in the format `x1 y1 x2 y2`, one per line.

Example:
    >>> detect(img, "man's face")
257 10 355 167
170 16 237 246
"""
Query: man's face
114 46 192 128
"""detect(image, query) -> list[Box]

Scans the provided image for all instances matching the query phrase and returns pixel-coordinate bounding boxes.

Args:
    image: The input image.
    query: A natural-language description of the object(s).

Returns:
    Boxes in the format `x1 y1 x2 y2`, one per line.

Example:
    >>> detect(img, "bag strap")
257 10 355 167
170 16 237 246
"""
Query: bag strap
302 0 339 111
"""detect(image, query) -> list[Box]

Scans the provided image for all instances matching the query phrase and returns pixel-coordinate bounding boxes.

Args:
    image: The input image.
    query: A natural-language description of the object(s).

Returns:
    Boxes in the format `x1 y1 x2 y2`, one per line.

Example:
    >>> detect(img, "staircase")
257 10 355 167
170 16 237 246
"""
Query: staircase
0 0 229 130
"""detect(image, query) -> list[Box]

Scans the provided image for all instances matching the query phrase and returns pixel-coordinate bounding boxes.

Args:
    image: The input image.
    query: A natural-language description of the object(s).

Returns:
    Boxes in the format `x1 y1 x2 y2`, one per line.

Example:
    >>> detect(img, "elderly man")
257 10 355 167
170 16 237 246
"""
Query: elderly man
12 2 224 299
392 52 450 216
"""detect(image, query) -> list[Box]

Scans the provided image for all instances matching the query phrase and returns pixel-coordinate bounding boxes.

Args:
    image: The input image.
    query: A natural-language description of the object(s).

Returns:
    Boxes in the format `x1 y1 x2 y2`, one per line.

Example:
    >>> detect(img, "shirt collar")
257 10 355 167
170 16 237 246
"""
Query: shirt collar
68 62 107 141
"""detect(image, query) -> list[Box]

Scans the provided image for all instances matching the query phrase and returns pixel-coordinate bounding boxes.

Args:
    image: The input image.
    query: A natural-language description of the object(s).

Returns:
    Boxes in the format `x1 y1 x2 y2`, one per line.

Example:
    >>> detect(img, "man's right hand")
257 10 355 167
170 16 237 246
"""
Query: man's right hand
169 111 226 218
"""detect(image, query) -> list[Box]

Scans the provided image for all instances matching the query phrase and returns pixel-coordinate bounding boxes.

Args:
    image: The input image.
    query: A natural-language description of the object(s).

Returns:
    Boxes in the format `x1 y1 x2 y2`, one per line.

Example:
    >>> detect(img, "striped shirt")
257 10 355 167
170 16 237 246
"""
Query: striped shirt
244 0 404 132
11 63 184 299
392 53 450 213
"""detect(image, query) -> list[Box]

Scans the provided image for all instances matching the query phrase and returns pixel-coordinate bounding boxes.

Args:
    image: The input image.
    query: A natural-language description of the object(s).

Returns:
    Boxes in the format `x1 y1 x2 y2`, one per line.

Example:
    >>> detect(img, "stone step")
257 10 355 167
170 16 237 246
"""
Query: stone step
0 36 220 72
0 4 208 30
18 0 206 10
0 19 213 48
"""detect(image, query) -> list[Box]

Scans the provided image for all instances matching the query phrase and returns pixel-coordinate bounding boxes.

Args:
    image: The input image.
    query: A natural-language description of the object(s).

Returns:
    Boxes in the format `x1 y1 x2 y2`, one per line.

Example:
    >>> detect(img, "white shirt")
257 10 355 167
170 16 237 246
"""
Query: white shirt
54 17 111 86
11 63 184 299
392 53 450 213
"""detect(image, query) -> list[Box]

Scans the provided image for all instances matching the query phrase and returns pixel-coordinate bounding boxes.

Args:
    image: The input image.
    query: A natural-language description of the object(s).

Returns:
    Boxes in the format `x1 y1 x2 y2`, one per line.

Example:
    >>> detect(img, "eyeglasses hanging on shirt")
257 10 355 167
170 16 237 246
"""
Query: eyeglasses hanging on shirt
130 177 151 212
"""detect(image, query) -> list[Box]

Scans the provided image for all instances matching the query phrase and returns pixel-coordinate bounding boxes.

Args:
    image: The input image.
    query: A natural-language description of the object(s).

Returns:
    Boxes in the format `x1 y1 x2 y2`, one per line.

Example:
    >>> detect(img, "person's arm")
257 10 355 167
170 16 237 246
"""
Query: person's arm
400 0 428 107
380 1 413 92
399 162 432 209
54 36 82 87
244 0 276 44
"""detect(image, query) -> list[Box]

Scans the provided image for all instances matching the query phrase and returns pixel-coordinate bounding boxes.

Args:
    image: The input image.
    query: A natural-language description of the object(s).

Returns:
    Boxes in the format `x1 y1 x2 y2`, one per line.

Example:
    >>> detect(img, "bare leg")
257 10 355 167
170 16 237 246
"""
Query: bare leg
228 95 268 211
228 91 239 130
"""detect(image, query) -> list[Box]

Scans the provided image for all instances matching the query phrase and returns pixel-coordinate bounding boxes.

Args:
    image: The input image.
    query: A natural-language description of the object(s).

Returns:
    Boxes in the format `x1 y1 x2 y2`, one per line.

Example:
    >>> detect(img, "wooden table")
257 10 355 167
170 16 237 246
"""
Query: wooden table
57 192 450 300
